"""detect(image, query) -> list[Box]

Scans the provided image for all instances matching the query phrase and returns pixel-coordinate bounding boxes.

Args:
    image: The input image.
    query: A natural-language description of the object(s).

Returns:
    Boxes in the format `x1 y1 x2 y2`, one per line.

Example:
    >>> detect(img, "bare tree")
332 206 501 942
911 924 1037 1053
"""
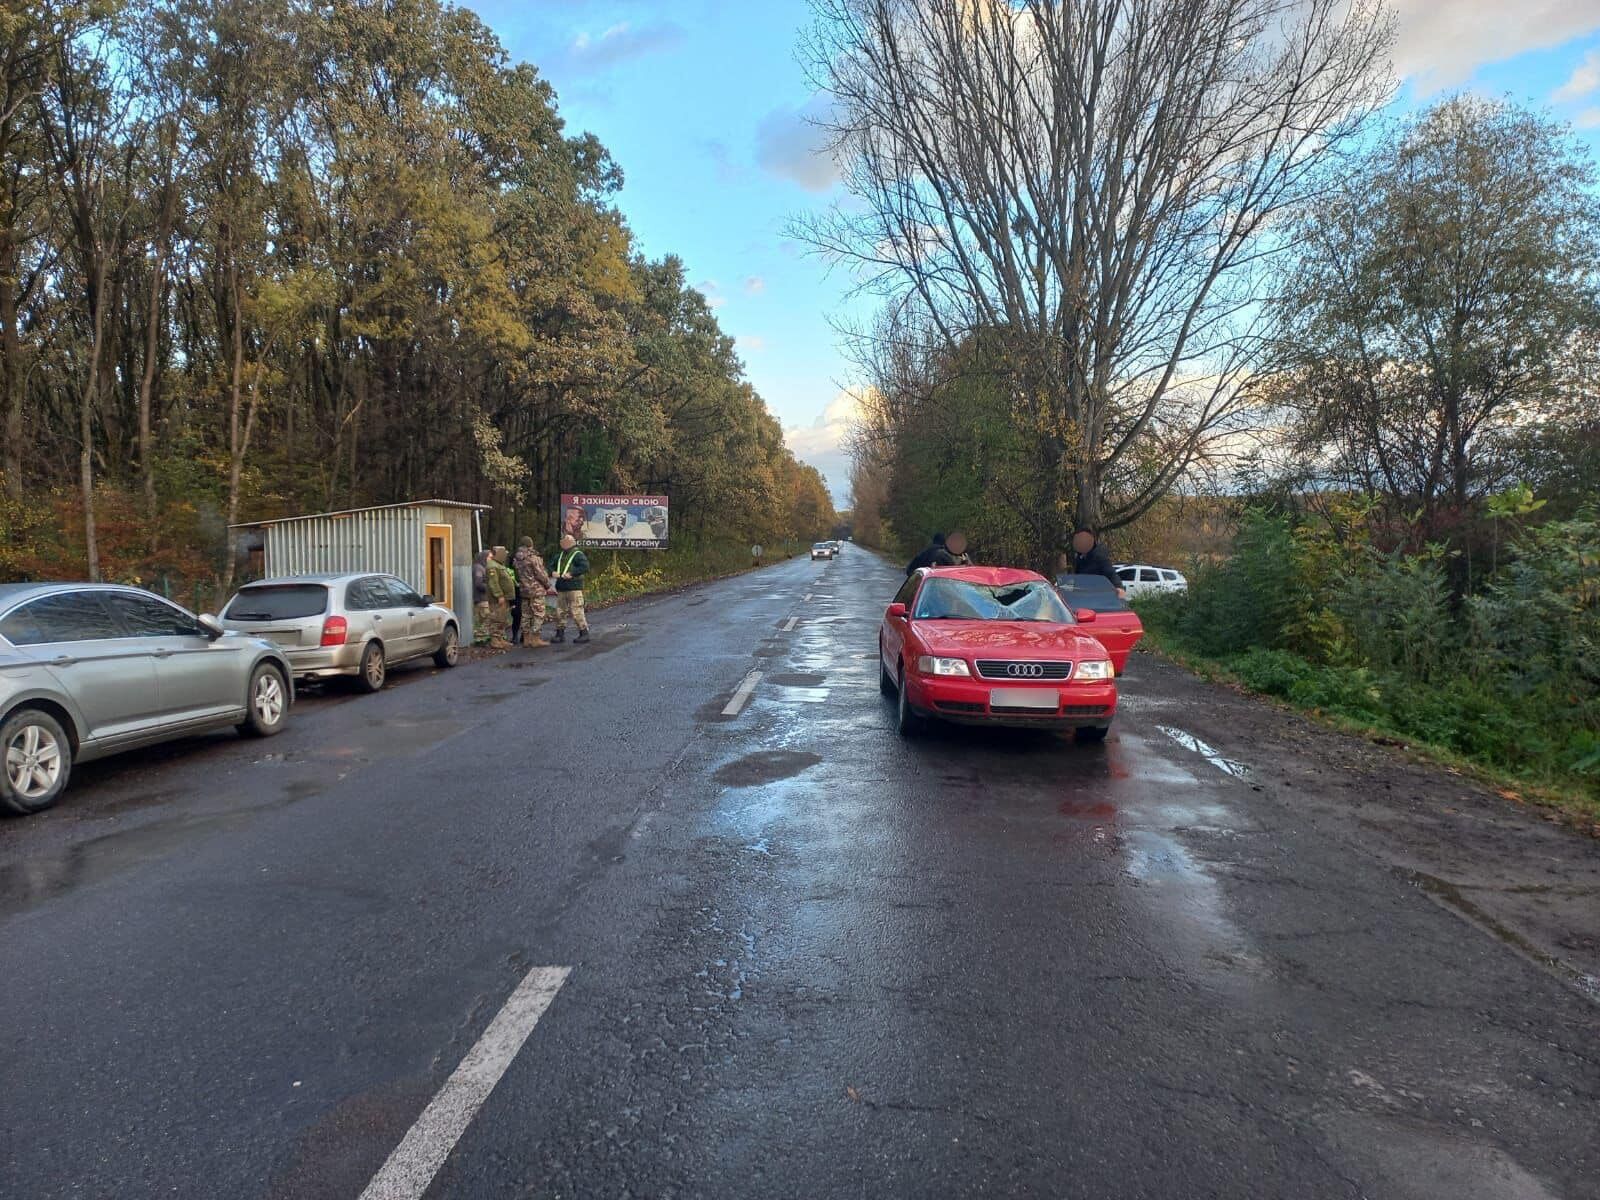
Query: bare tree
802 0 1392 566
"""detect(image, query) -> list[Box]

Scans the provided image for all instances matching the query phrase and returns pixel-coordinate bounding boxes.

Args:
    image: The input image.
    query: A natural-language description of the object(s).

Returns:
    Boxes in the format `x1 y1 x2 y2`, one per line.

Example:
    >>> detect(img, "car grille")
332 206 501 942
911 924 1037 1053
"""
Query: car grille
974 660 1073 681
1063 705 1109 717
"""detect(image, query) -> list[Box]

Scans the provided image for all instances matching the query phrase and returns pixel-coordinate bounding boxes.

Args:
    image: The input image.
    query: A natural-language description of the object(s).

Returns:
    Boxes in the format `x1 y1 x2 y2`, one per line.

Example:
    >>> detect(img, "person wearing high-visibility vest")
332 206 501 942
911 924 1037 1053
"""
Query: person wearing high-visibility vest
548 534 591 644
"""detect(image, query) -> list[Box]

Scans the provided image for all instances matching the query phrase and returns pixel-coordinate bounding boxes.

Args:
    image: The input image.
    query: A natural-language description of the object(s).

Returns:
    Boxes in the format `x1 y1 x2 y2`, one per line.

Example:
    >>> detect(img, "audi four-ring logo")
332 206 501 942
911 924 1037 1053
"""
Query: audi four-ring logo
1006 663 1046 677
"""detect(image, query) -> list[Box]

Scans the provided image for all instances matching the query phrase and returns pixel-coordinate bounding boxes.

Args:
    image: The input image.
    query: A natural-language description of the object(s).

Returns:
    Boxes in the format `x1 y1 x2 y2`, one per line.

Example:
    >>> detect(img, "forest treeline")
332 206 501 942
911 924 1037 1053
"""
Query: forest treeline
0 0 835 589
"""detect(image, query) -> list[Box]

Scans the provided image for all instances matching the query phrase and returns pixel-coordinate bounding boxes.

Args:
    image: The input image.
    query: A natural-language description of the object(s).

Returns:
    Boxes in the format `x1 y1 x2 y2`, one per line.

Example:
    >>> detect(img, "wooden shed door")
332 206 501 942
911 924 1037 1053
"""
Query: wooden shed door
425 524 452 609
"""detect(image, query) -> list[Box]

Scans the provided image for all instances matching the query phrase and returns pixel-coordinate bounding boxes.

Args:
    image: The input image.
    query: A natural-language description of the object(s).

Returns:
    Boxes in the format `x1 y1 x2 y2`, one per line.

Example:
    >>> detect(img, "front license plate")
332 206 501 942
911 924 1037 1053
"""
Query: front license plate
989 687 1059 710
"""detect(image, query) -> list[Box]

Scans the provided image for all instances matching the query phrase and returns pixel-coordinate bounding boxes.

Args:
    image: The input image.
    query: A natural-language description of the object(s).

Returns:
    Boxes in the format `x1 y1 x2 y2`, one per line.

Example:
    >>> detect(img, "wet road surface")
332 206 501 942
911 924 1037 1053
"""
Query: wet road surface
2 548 1597 1199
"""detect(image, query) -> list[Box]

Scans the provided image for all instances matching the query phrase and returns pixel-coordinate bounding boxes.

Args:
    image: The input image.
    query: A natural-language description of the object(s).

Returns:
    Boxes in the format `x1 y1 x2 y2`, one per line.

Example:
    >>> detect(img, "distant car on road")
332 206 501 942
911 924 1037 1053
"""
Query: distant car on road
0 583 292 815
220 573 459 692
811 542 837 560
878 566 1117 741
1054 573 1145 673
1114 563 1188 599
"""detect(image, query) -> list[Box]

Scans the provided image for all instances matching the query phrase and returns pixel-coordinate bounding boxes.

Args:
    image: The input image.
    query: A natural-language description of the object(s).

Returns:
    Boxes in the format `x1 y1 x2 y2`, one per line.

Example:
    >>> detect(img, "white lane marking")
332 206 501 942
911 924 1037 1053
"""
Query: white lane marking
722 669 763 716
359 966 571 1200
1157 726 1250 778
781 616 799 632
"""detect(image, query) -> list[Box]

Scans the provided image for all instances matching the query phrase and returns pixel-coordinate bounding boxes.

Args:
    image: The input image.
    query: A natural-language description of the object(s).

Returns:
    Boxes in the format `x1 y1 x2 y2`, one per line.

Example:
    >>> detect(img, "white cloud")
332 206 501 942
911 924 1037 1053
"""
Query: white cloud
566 21 685 73
1554 48 1600 103
736 334 767 353
784 388 865 503
697 279 727 310
1391 1 1600 94
754 93 841 193
743 275 766 296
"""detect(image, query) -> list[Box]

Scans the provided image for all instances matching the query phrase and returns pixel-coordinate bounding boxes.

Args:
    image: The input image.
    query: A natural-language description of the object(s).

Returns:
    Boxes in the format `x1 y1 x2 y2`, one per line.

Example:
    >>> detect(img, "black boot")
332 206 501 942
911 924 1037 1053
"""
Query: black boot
574 629 590 644
552 628 566 643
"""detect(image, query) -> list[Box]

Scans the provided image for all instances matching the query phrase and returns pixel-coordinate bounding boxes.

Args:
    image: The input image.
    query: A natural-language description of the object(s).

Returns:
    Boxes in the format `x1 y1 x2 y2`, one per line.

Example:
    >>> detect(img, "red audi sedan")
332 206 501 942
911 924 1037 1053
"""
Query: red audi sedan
878 566 1117 741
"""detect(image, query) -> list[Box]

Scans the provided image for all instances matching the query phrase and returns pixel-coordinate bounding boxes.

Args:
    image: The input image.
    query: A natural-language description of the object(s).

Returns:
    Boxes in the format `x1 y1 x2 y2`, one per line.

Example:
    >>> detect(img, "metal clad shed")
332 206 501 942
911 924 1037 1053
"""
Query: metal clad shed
231 501 487 640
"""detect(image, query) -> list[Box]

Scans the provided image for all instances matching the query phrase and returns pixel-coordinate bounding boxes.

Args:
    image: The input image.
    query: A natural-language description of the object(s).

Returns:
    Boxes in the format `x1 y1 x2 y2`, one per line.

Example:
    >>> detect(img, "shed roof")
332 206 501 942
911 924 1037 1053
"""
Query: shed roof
229 500 489 530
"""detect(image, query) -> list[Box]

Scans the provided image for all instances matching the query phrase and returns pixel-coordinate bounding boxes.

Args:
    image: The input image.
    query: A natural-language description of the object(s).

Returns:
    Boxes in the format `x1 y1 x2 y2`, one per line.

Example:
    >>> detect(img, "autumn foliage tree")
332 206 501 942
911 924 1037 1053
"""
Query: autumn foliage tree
0 0 833 585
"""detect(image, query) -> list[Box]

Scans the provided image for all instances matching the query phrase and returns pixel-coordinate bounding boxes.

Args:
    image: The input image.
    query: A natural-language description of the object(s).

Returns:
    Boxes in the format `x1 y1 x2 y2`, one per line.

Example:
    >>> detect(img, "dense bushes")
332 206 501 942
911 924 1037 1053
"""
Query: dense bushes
1141 506 1600 801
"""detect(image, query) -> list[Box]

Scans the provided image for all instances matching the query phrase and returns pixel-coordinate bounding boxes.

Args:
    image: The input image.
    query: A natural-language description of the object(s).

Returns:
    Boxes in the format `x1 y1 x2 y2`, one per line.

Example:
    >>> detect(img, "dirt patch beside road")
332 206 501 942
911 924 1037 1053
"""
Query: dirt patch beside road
1124 651 1600 1001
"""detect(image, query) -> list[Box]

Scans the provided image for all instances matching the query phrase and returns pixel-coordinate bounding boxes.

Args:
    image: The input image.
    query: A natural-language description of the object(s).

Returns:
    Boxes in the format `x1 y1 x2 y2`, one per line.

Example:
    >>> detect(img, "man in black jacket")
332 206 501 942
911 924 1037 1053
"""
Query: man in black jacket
1072 528 1126 598
905 532 957 576
548 534 591 644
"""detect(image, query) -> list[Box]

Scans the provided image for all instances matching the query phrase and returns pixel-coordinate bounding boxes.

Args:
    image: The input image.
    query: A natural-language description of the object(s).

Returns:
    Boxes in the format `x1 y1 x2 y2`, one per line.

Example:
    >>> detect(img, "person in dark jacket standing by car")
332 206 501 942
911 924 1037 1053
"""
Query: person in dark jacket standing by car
905 532 957 576
549 534 590 644
1072 528 1126 599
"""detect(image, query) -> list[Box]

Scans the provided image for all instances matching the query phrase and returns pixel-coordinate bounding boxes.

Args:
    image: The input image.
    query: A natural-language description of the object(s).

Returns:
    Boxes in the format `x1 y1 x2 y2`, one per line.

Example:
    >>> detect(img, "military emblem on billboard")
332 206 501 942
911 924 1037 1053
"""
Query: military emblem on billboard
560 494 670 549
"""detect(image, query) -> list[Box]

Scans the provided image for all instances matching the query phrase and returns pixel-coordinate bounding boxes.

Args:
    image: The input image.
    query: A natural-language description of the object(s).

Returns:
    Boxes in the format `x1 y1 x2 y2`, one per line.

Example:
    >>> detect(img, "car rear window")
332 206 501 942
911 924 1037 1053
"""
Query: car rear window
224 584 329 621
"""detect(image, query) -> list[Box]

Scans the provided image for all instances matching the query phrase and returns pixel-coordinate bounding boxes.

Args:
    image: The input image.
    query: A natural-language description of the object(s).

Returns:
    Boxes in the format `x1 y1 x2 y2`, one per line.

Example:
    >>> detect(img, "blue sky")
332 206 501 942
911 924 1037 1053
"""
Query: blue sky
464 1 1600 503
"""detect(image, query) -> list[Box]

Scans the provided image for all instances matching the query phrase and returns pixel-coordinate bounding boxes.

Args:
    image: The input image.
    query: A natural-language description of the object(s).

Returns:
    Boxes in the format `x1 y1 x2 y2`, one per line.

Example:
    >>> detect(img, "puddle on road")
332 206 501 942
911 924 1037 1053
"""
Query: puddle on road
770 673 827 687
1157 726 1251 778
713 750 823 787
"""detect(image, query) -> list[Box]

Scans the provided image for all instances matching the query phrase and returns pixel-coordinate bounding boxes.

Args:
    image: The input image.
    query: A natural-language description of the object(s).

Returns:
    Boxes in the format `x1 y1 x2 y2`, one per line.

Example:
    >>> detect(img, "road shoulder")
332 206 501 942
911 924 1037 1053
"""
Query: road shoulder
1122 651 1600 1001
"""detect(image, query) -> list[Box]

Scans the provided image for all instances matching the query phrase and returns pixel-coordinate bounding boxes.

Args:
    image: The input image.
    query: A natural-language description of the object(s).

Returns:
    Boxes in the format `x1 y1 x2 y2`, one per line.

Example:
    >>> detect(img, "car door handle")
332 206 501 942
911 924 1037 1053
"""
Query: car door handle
51 655 77 667
152 649 172 658
372 615 383 622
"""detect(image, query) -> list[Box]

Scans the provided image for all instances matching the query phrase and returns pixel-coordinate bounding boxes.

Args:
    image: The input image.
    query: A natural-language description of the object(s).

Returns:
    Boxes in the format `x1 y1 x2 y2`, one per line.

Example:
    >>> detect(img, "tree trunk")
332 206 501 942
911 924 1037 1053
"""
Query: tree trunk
0 248 21 499
137 243 165 531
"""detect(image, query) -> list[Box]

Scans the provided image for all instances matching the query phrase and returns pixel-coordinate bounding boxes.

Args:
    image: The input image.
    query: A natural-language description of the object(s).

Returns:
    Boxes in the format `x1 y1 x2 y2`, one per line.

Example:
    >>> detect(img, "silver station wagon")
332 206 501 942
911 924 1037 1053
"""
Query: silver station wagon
0 583 293 815
219 573 460 691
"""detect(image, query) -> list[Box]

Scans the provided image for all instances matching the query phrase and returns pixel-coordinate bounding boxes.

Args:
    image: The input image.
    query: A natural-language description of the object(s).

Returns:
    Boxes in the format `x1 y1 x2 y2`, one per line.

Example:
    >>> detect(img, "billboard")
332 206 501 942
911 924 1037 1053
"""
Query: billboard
560 494 669 549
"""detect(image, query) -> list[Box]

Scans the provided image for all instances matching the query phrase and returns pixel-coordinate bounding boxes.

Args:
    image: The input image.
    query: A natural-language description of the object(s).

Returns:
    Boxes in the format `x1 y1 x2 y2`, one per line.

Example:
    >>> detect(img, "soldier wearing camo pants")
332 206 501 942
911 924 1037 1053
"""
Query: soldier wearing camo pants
548 534 590 644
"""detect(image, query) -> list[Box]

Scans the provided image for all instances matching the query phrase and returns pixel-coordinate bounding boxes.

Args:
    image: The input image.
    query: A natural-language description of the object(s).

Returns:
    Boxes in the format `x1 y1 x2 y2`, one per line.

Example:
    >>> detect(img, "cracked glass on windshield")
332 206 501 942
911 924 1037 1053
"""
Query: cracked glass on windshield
912 579 1071 622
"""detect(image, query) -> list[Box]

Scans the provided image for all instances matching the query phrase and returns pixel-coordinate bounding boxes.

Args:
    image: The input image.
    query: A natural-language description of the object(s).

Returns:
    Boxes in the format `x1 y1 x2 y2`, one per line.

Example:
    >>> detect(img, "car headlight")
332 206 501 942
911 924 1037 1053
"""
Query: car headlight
1075 659 1114 681
917 655 971 677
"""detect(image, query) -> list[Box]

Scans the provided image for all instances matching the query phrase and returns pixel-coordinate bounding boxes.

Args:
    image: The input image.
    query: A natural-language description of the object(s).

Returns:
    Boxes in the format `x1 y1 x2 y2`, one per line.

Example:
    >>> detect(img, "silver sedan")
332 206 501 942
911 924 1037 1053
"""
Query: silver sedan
0 583 293 815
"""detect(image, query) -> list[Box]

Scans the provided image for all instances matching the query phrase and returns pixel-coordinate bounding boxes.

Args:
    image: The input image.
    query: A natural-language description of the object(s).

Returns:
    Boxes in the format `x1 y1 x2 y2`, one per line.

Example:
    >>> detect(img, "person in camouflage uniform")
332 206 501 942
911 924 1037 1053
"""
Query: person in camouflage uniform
485 545 516 648
512 536 552 647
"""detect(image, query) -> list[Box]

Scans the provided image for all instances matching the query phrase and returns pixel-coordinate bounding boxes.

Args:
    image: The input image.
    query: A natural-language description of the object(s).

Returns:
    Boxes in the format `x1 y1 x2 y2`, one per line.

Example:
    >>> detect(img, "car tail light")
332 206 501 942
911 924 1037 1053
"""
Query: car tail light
320 615 349 647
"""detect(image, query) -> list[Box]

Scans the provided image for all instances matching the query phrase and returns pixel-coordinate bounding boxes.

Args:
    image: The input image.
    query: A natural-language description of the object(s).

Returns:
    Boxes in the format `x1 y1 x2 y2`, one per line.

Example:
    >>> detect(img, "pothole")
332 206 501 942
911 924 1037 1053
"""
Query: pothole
713 750 823 787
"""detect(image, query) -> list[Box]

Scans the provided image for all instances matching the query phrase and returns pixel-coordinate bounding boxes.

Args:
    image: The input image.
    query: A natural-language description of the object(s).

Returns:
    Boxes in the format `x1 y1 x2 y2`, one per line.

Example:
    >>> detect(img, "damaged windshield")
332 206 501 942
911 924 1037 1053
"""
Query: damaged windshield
913 578 1072 622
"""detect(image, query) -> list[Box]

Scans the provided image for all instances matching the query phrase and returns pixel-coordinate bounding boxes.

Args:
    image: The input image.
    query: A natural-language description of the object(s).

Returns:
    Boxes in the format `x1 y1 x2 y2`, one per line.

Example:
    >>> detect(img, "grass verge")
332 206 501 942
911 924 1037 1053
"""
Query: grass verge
1139 626 1600 833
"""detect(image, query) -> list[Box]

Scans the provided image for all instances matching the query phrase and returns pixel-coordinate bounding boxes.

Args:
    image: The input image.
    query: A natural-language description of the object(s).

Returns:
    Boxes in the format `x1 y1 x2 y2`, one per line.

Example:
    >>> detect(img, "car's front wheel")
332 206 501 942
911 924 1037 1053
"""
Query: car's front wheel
433 624 460 668
239 665 289 738
356 642 387 693
0 708 72 815
896 664 925 737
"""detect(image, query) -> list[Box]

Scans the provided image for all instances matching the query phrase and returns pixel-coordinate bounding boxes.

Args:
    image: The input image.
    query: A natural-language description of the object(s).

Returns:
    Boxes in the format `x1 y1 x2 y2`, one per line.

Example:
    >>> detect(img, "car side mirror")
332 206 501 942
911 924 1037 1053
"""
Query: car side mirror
1074 608 1097 623
197 613 225 640
420 594 435 605
887 602 907 620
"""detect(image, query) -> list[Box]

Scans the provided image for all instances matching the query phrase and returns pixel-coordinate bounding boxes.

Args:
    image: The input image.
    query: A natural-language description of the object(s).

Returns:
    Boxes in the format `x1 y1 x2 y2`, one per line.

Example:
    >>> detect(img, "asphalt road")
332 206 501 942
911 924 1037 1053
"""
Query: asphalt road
2 547 1596 1199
